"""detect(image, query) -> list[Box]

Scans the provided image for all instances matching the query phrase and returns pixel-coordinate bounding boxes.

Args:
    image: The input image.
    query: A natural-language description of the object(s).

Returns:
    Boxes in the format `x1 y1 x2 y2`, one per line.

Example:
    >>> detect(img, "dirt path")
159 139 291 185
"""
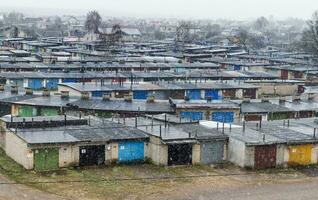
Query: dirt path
0 174 66 200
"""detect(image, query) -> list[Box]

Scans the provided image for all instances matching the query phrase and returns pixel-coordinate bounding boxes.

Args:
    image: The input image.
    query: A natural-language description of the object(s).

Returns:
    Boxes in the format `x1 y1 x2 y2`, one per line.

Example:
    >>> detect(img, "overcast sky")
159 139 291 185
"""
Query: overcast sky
0 0 317 20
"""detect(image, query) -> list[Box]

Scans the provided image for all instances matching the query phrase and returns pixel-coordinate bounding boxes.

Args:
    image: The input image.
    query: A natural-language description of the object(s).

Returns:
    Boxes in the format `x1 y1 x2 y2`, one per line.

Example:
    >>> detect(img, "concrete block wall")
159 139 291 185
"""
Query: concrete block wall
192 143 200 164
59 145 79 167
145 136 168 165
5 131 33 169
105 142 119 163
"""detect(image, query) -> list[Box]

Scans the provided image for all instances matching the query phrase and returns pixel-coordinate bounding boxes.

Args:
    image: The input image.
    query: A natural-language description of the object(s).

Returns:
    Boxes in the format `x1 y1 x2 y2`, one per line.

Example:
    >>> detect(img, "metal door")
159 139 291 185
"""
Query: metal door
34 148 59 171
28 79 42 90
200 141 224 164
168 144 192 165
254 145 277 169
288 144 312 166
186 90 201 100
133 91 148 100
205 89 220 100
46 79 59 90
118 141 144 163
79 145 105 166
180 112 203 121
211 112 234 123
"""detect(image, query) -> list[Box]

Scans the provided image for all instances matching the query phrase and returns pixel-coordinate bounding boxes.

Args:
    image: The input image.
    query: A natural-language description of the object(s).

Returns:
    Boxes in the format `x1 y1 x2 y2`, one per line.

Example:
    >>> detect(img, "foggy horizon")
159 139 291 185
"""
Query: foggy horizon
0 0 317 20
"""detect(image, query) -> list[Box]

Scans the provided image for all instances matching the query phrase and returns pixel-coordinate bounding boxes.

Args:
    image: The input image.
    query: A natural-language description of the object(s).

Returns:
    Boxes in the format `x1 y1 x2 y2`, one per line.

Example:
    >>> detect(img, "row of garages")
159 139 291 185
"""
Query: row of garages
9 78 81 90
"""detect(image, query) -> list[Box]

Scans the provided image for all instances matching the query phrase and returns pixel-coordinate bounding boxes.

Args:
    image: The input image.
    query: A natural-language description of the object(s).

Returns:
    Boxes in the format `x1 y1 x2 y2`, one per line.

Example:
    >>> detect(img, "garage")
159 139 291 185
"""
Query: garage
180 111 203 121
200 141 224 164
46 79 59 90
211 112 234 123
205 89 220 100
254 145 277 169
34 148 59 171
168 144 192 165
186 90 201 100
244 115 262 121
288 144 312 166
79 145 105 166
133 91 148 100
118 141 144 163
28 78 43 90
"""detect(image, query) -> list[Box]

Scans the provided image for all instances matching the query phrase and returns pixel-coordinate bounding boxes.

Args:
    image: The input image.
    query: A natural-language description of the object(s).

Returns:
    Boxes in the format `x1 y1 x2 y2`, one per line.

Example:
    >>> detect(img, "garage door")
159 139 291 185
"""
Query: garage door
46 79 59 90
118 141 144 163
180 112 203 121
186 90 201 100
254 145 277 169
79 145 105 166
168 144 192 165
211 112 234 123
205 90 220 100
200 141 224 164
133 91 148 100
34 148 59 171
288 144 312 166
28 79 42 90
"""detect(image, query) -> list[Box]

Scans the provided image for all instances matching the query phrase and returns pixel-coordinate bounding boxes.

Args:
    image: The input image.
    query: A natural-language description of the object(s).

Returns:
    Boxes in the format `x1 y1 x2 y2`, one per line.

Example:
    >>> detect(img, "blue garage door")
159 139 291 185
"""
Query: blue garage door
118 141 144 163
46 79 59 90
234 65 241 71
91 91 103 97
28 79 42 90
63 78 77 83
133 91 148 100
186 90 201 100
205 89 220 100
211 112 234 123
180 112 203 121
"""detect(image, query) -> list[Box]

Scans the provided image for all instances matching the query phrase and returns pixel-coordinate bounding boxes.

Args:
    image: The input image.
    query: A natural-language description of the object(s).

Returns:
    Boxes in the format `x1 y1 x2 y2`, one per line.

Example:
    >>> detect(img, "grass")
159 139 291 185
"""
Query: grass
0 149 218 200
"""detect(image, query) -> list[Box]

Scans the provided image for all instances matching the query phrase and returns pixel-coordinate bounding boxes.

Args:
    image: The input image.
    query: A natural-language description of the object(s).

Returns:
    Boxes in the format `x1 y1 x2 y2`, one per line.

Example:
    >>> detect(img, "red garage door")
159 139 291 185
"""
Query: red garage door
254 145 277 170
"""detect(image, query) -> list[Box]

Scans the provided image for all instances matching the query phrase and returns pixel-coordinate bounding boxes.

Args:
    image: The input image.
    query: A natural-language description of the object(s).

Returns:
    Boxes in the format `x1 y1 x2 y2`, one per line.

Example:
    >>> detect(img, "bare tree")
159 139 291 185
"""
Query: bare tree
85 10 102 33
301 11 318 55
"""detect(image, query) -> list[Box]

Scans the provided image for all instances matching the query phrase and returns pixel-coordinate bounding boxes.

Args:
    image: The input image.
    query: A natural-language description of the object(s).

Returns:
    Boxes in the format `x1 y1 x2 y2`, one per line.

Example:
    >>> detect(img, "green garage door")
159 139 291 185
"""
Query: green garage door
34 148 59 171
40 108 59 116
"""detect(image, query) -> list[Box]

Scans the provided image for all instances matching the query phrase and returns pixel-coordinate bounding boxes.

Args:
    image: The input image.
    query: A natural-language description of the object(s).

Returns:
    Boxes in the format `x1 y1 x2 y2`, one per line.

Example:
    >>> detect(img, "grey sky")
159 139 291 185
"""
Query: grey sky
1 0 317 20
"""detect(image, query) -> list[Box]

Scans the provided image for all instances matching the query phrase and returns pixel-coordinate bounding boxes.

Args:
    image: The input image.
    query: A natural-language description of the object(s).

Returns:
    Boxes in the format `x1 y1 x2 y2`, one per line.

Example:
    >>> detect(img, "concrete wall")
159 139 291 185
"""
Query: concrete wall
258 84 298 96
192 143 200 164
276 144 287 167
59 145 79 167
244 146 255 168
228 138 246 167
105 142 119 163
5 131 33 169
145 136 168 165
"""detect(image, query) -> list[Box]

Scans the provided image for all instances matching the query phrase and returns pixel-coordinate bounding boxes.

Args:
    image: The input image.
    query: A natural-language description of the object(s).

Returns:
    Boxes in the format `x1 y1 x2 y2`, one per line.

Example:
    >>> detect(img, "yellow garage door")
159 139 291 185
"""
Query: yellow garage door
288 144 312 166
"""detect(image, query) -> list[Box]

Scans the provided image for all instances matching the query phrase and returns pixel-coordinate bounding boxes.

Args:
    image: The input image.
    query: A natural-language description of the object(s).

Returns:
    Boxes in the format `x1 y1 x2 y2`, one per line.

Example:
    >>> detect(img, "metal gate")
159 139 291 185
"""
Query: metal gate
133 91 148 100
288 144 312 166
186 90 201 100
205 89 220 100
118 141 144 163
211 112 234 123
34 148 59 171
254 145 277 169
180 112 203 121
92 91 104 97
79 145 105 166
46 79 59 90
28 79 43 90
168 144 192 165
200 141 224 164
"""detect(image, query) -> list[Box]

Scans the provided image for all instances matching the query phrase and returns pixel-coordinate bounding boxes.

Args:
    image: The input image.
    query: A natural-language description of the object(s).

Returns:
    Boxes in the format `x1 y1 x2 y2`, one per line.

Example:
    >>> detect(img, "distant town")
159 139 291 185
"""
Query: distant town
0 8 318 200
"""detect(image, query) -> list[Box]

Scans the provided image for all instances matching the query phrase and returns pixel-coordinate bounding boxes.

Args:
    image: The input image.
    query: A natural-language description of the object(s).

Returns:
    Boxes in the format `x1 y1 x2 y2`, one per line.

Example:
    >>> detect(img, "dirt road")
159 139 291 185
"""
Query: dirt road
0 174 65 200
